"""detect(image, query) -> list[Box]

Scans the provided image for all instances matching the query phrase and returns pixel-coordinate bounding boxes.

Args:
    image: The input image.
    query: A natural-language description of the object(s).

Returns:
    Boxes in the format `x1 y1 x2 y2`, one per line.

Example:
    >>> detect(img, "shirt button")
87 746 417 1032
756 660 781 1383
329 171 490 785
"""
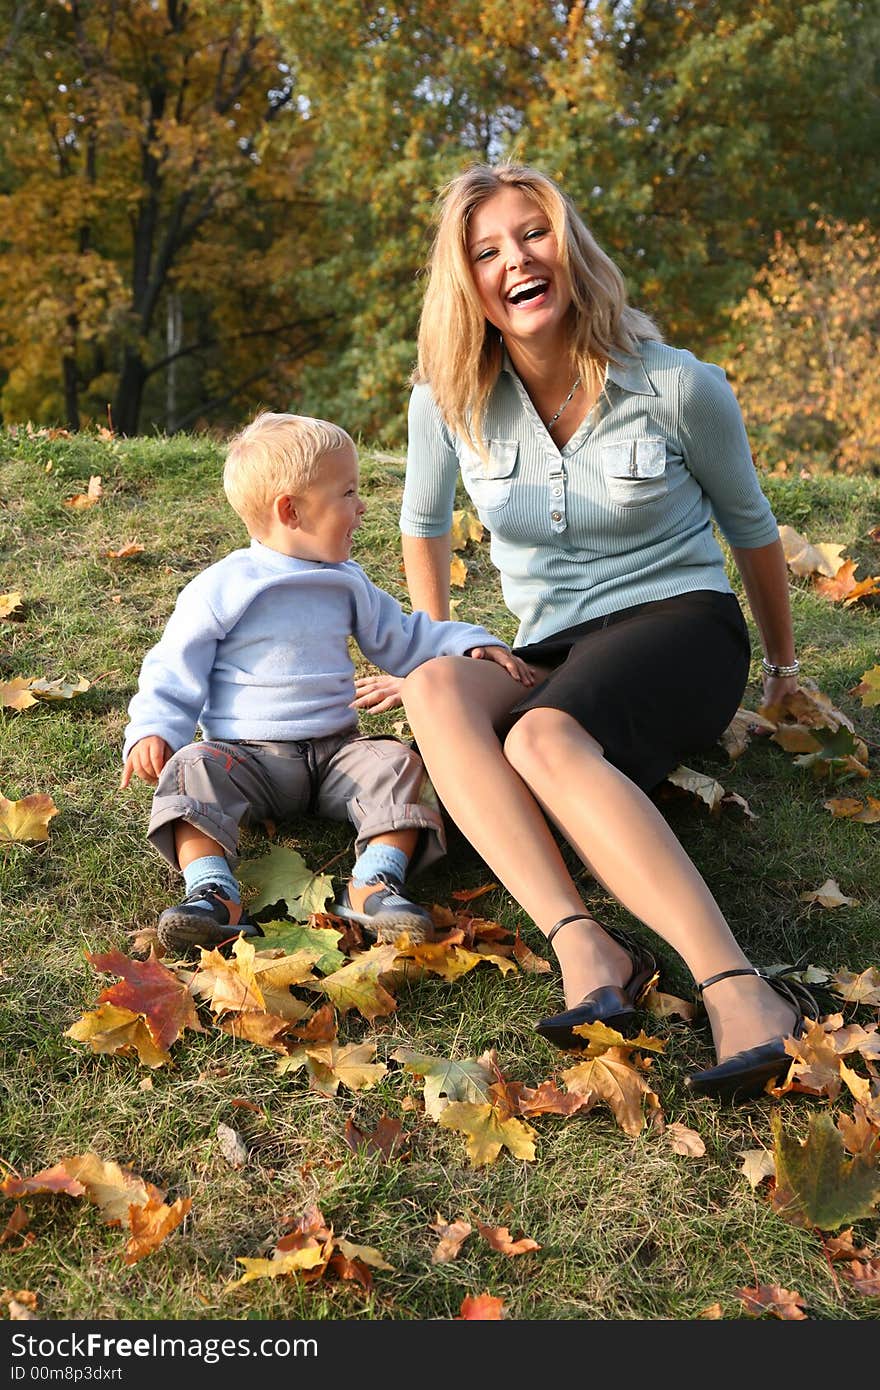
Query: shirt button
551 486 562 497
551 510 562 522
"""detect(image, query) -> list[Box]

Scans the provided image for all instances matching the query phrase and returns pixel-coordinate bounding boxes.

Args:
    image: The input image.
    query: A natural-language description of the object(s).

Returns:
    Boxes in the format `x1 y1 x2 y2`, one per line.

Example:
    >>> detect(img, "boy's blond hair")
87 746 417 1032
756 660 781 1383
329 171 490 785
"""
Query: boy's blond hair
224 411 354 532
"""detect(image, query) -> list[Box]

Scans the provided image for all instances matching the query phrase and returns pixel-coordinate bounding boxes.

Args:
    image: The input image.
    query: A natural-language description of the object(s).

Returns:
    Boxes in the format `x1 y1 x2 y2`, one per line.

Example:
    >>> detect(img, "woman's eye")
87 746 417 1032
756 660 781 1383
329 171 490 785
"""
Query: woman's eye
474 247 496 262
525 227 548 241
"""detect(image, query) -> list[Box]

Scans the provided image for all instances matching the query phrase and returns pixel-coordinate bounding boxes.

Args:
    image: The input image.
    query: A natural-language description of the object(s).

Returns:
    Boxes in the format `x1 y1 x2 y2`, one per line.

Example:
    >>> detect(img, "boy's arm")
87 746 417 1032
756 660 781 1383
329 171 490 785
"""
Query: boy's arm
351 568 531 684
121 590 222 769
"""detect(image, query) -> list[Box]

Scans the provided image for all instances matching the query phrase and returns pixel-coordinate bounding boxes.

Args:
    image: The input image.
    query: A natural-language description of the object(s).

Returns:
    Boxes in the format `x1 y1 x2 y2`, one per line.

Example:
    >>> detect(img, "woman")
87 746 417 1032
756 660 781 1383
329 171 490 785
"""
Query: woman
355 163 817 1101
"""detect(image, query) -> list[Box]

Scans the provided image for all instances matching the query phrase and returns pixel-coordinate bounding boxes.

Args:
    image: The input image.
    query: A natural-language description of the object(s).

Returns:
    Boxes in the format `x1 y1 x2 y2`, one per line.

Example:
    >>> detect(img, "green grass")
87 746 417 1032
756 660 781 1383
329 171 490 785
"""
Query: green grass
1 429 879 1321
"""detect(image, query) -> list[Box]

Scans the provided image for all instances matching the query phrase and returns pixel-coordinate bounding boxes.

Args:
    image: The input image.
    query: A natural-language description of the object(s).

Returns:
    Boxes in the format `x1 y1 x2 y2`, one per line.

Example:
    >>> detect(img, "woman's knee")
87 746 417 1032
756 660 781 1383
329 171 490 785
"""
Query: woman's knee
503 707 602 776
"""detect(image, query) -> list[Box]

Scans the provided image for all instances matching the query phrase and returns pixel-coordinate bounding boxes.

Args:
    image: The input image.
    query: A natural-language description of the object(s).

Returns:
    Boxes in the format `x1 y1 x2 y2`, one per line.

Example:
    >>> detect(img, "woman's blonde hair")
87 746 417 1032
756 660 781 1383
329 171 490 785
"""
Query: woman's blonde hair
416 162 662 449
224 411 353 531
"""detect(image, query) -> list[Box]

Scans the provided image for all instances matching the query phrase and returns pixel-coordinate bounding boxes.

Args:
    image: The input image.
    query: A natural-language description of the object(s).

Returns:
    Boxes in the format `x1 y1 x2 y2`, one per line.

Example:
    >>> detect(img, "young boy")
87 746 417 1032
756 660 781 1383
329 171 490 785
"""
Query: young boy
120 411 531 953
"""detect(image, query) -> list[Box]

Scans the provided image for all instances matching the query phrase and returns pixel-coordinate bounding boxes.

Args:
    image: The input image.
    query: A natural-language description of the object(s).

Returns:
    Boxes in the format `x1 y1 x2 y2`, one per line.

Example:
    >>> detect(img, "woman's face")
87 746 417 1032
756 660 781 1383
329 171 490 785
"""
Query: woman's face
466 184 571 347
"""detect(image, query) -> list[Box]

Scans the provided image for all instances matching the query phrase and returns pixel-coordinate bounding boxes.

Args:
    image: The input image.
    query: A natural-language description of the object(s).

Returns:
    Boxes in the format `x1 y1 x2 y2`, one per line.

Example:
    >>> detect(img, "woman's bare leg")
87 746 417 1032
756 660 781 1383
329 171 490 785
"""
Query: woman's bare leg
404 660 796 1061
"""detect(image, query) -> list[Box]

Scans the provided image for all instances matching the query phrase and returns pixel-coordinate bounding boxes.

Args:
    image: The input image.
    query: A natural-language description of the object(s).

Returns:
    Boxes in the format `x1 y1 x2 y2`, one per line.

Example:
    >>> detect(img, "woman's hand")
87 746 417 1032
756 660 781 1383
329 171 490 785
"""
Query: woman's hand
467 645 536 686
760 672 800 714
120 736 172 788
352 674 405 713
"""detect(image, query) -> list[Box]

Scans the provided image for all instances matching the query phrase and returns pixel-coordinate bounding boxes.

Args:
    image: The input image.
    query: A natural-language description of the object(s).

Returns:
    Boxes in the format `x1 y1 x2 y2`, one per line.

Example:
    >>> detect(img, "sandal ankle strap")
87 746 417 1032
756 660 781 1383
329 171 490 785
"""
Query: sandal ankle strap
546 913 594 947
695 966 763 994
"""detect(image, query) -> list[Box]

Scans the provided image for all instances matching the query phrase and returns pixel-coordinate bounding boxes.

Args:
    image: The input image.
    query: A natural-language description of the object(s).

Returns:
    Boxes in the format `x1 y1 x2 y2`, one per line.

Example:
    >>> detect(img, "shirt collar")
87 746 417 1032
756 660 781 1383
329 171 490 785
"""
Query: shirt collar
500 344 657 396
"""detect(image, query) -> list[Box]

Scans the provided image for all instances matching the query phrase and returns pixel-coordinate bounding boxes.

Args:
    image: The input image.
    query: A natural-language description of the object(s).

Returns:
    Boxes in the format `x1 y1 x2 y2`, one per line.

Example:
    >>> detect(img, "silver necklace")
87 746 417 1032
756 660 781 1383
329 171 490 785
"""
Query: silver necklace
545 376 580 429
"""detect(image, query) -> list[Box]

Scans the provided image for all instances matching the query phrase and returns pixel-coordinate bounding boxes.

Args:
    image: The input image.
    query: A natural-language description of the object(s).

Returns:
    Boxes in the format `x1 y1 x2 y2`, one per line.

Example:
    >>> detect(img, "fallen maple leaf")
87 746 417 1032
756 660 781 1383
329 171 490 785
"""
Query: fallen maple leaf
0 591 23 619
561 1049 659 1137
237 845 334 919
277 1039 387 1096
495 1078 586 1118
476 1222 541 1256
760 681 856 734
334 1237 393 1271
773 1018 845 1099
63 475 103 509
0 679 38 711
256 920 344 974
837 1106 880 1159
0 1208 31 1250
226 1245 328 1289
719 706 778 759
815 558 858 602
771 1111 880 1230
823 795 880 823
850 665 880 708
28 676 90 701
391 1048 495 1119
738 1150 776 1189
450 508 484 550
319 942 399 1021
65 1002 172 1068
642 986 697 1022
511 932 552 973
738 1282 808 1319
217 1010 296 1051
1 1289 39 1320
777 524 846 578
799 879 859 909
438 1101 537 1166
344 1115 407 1162
822 1228 873 1261
123 1196 191 1265
665 1122 706 1157
666 764 725 812
571 1019 665 1056
449 553 468 588
86 948 202 1051
457 1292 504 1319
392 933 516 982
103 542 144 559
450 881 497 902
0 794 58 842
842 574 880 606
429 1215 473 1263
839 1259 880 1295
830 967 880 1006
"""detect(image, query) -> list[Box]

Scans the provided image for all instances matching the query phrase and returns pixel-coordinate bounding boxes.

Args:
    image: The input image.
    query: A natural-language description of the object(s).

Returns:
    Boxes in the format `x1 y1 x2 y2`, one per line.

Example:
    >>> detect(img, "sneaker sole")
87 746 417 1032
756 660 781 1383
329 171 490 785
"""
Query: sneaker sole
156 911 260 952
330 903 436 945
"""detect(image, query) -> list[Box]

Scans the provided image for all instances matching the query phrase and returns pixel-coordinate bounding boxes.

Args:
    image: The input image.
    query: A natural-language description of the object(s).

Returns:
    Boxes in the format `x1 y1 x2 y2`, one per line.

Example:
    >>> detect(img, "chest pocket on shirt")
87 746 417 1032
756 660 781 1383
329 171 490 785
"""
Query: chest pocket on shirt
601 437 668 507
461 438 518 512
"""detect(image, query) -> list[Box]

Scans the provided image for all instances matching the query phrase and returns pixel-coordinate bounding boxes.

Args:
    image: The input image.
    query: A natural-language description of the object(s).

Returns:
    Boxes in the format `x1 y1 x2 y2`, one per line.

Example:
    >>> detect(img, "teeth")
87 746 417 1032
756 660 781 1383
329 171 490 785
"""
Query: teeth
508 278 548 302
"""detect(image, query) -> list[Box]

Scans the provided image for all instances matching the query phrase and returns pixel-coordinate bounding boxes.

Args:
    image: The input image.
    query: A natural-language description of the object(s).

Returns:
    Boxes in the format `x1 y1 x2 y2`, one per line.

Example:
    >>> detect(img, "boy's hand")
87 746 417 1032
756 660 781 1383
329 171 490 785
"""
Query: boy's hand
120 736 172 788
467 645 536 685
351 674 404 713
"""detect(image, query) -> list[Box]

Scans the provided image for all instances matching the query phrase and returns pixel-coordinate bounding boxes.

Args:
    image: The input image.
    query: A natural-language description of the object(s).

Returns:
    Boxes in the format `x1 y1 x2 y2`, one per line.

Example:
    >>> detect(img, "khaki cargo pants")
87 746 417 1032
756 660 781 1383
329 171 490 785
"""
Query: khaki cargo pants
147 729 445 875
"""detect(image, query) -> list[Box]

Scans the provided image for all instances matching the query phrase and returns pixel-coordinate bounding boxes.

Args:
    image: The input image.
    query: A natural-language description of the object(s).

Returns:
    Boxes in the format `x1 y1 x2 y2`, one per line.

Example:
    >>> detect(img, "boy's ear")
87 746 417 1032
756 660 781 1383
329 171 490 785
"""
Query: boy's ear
275 494 299 528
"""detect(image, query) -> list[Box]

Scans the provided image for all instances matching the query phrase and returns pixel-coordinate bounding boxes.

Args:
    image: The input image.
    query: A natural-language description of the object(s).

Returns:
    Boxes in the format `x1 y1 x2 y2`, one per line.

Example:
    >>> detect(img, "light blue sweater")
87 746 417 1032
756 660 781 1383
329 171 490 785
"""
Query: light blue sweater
401 340 780 647
122 539 506 761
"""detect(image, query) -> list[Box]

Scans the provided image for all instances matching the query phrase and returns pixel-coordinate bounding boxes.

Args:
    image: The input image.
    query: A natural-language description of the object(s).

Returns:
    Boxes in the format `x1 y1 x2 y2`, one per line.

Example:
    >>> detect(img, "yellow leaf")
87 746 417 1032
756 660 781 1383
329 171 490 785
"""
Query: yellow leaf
65 1002 172 1068
319 942 399 1020
0 591 23 618
450 508 484 550
831 968 880 1006
777 525 846 578
0 679 38 711
123 1196 191 1264
63 475 103 509
561 1049 659 1137
449 553 468 588
850 665 880 708
824 796 880 822
799 878 859 909
570 1019 665 1055
277 1039 386 1096
739 1149 776 1188
665 765 725 812
335 1238 393 1270
225 1245 327 1290
0 793 58 841
438 1101 537 1166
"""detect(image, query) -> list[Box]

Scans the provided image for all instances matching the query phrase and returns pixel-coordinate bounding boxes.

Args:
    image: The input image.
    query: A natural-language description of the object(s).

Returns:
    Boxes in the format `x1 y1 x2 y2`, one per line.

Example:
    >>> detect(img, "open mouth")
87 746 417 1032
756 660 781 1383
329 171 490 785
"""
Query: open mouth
507 278 549 306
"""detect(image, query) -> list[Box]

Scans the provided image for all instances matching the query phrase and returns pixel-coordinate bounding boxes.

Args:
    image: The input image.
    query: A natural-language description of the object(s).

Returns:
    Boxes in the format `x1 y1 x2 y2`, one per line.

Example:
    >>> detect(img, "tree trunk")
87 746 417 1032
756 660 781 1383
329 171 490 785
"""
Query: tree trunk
113 348 148 436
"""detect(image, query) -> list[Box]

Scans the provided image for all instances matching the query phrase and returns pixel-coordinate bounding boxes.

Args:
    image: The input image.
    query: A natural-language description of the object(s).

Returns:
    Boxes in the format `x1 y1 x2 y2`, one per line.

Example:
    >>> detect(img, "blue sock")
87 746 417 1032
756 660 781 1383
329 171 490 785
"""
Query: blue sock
351 843 409 887
182 855 240 906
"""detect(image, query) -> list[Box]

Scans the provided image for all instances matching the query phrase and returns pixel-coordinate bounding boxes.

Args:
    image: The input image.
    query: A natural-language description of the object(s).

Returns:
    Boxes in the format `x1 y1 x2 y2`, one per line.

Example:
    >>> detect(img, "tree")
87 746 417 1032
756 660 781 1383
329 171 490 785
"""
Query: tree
724 217 880 473
0 0 327 434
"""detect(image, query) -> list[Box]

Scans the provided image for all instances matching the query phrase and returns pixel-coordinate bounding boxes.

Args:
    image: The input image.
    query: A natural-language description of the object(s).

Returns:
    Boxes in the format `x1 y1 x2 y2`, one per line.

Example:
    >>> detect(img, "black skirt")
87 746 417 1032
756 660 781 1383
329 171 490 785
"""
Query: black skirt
510 589 751 792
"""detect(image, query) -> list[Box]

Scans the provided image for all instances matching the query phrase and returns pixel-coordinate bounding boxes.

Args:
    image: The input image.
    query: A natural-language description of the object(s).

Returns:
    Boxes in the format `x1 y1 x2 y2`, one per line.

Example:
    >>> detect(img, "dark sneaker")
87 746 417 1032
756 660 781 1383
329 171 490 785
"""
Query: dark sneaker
157 883 262 953
331 877 436 945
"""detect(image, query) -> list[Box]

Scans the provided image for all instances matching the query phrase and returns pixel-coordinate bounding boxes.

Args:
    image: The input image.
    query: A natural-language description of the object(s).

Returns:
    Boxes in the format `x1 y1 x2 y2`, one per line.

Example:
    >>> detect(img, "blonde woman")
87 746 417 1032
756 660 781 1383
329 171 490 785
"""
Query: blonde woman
355 163 817 1101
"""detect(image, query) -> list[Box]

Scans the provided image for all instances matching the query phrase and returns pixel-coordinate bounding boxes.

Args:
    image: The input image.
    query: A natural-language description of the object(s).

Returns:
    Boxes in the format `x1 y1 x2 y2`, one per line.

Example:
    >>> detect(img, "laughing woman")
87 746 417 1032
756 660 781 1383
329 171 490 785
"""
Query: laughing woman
355 163 817 1101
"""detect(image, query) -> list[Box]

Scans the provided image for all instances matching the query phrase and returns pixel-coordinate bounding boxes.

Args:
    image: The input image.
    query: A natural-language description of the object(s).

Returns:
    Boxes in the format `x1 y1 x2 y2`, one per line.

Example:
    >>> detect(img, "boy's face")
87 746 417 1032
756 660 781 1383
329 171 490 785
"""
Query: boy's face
289 442 365 564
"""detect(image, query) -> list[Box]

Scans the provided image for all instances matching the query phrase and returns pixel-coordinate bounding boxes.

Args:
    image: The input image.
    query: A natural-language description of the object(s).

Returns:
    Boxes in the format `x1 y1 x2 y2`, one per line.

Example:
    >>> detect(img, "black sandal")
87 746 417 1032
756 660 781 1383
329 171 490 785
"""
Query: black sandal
535 914 658 1050
684 967 820 1102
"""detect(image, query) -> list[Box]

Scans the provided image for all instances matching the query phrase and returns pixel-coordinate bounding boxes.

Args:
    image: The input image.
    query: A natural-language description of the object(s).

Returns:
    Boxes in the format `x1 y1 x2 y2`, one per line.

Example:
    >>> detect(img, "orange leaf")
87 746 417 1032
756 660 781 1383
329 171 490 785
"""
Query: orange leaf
0 678 38 711
344 1115 408 1162
457 1292 505 1319
450 882 498 902
814 559 858 601
123 1196 191 1264
738 1283 808 1319
843 574 880 606
429 1215 473 1264
63 475 103 509
839 1259 880 1295
88 947 202 1051
103 542 145 559
476 1222 540 1256
823 796 880 823
511 932 552 973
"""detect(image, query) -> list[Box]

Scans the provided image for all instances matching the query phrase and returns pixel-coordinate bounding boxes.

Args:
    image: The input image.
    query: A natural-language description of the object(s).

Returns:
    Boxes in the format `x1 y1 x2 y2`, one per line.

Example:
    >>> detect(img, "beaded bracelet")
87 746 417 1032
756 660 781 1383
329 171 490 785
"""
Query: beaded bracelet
761 657 800 678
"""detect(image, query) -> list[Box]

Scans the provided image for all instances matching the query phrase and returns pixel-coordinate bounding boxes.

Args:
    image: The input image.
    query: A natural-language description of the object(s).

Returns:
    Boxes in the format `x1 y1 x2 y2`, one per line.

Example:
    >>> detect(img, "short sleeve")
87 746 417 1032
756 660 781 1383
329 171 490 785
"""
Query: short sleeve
678 356 779 549
399 382 460 538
